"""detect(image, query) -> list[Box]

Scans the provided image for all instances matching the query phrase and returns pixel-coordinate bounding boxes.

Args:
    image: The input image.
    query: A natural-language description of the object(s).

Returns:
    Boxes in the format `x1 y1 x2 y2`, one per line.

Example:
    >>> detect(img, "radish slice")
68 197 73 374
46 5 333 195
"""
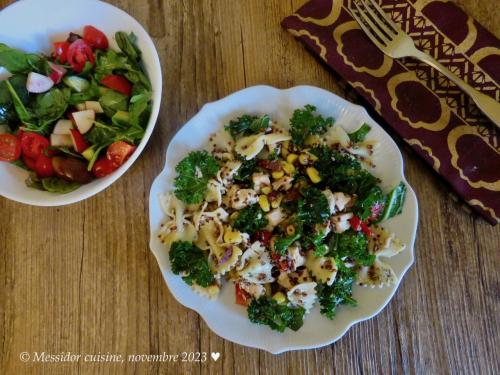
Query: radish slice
48 62 67 84
53 119 73 135
72 109 95 134
50 134 73 147
26 72 54 93
85 101 104 113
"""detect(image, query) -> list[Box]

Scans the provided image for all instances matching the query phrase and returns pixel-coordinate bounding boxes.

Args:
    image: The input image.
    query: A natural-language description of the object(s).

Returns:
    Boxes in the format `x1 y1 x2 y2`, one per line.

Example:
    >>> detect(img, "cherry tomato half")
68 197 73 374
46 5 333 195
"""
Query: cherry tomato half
34 154 55 178
92 156 118 178
52 156 93 183
53 41 70 64
106 141 136 168
100 75 133 96
20 132 49 160
23 155 37 170
0 134 21 162
83 25 109 50
67 39 95 73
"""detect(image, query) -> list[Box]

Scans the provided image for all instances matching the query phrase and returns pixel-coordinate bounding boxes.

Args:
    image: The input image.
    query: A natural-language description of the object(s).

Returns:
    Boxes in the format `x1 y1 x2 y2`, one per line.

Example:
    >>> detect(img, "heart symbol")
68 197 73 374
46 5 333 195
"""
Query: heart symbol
211 352 220 361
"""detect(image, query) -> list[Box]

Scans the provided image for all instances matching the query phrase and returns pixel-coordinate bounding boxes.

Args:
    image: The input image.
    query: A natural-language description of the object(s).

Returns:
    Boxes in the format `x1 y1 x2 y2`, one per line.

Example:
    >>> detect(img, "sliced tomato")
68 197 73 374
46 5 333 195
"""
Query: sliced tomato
83 25 109 50
20 132 49 160
0 134 21 162
69 129 89 153
23 155 37 170
67 39 95 73
349 215 362 231
235 283 251 306
258 159 282 172
100 75 133 96
53 41 70 64
106 141 136 167
34 154 55 178
360 222 373 237
92 156 118 178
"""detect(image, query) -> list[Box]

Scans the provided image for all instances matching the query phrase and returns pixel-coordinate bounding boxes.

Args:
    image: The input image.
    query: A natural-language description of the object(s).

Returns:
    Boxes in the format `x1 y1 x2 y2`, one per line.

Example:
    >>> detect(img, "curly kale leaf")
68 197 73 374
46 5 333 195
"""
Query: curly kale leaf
225 114 270 139
297 187 330 227
378 182 407 222
289 105 334 146
348 123 371 143
273 233 301 256
233 204 268 235
329 229 374 266
311 146 379 196
353 186 387 221
174 151 220 204
247 297 305 332
316 262 357 319
169 241 215 287
233 158 257 185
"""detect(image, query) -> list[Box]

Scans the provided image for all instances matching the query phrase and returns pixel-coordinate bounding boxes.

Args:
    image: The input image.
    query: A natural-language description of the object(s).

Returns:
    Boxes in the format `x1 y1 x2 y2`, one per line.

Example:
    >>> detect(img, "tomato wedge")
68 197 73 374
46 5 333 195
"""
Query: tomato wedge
0 134 21 162
83 25 109 50
34 154 55 178
20 132 49 160
67 39 95 73
106 141 136 167
53 41 70 64
92 156 118 178
23 155 37 170
100 75 133 96
235 283 251 306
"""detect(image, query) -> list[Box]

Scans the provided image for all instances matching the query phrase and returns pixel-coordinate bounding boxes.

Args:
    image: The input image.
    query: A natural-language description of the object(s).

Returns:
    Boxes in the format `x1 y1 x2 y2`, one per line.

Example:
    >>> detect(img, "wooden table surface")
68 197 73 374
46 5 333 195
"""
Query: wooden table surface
0 1 498 374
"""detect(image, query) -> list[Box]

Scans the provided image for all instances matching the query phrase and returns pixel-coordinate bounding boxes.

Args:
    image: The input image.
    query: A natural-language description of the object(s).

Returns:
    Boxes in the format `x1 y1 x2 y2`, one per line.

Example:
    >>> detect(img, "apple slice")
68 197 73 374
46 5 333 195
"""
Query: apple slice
50 134 73 147
69 129 90 153
26 72 54 93
53 119 73 135
72 109 95 134
85 101 104 113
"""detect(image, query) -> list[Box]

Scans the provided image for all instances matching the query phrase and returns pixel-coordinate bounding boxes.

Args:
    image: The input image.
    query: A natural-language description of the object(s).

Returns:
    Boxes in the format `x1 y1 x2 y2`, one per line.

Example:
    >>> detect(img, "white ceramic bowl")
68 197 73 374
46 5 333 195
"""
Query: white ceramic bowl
149 86 419 354
0 0 162 206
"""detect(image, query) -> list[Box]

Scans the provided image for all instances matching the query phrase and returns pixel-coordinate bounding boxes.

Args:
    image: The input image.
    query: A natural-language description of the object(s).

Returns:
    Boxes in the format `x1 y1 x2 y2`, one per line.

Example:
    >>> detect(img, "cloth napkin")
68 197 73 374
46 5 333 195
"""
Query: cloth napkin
282 0 500 224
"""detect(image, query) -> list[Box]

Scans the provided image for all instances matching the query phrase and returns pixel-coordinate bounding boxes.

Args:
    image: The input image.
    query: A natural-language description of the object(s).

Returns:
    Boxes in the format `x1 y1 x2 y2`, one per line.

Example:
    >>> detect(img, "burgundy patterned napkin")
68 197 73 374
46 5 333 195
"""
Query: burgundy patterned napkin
282 0 500 224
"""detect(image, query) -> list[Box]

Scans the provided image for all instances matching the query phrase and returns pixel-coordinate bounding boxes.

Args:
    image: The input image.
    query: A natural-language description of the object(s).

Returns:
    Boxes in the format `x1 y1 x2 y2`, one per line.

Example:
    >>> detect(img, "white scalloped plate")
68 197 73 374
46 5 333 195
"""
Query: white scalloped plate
149 86 418 354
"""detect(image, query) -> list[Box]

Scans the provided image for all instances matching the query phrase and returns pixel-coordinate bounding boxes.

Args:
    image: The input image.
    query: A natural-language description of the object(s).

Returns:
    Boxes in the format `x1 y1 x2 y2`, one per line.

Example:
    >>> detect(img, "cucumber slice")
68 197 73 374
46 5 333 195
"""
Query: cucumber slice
63 76 90 93
378 182 407 222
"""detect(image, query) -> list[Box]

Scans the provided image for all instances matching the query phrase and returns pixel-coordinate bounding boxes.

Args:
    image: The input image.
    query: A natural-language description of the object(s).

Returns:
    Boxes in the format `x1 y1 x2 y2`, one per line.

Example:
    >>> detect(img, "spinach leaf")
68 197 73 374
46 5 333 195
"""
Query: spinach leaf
129 90 152 127
41 177 81 193
173 151 220 204
32 88 70 132
115 32 141 63
233 204 268 235
0 43 43 73
0 74 28 125
94 49 129 81
289 105 333 146
169 241 215 287
5 79 35 125
68 78 100 105
247 297 305 332
348 123 371 143
99 89 128 117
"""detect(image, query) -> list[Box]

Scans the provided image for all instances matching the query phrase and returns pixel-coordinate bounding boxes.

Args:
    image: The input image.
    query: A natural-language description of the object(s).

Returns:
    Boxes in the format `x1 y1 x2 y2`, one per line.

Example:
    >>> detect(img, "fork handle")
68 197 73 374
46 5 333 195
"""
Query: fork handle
411 49 500 127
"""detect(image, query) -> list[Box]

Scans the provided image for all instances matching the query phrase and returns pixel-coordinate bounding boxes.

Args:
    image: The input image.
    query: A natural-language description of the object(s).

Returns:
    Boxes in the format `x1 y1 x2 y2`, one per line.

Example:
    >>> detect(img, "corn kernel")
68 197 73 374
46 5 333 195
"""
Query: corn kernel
264 283 272 296
271 170 284 179
281 143 289 158
271 194 283 209
281 161 295 175
261 185 272 195
259 195 270 212
286 153 298 164
299 153 309 165
286 224 296 236
306 167 322 184
272 292 287 304
224 229 242 244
